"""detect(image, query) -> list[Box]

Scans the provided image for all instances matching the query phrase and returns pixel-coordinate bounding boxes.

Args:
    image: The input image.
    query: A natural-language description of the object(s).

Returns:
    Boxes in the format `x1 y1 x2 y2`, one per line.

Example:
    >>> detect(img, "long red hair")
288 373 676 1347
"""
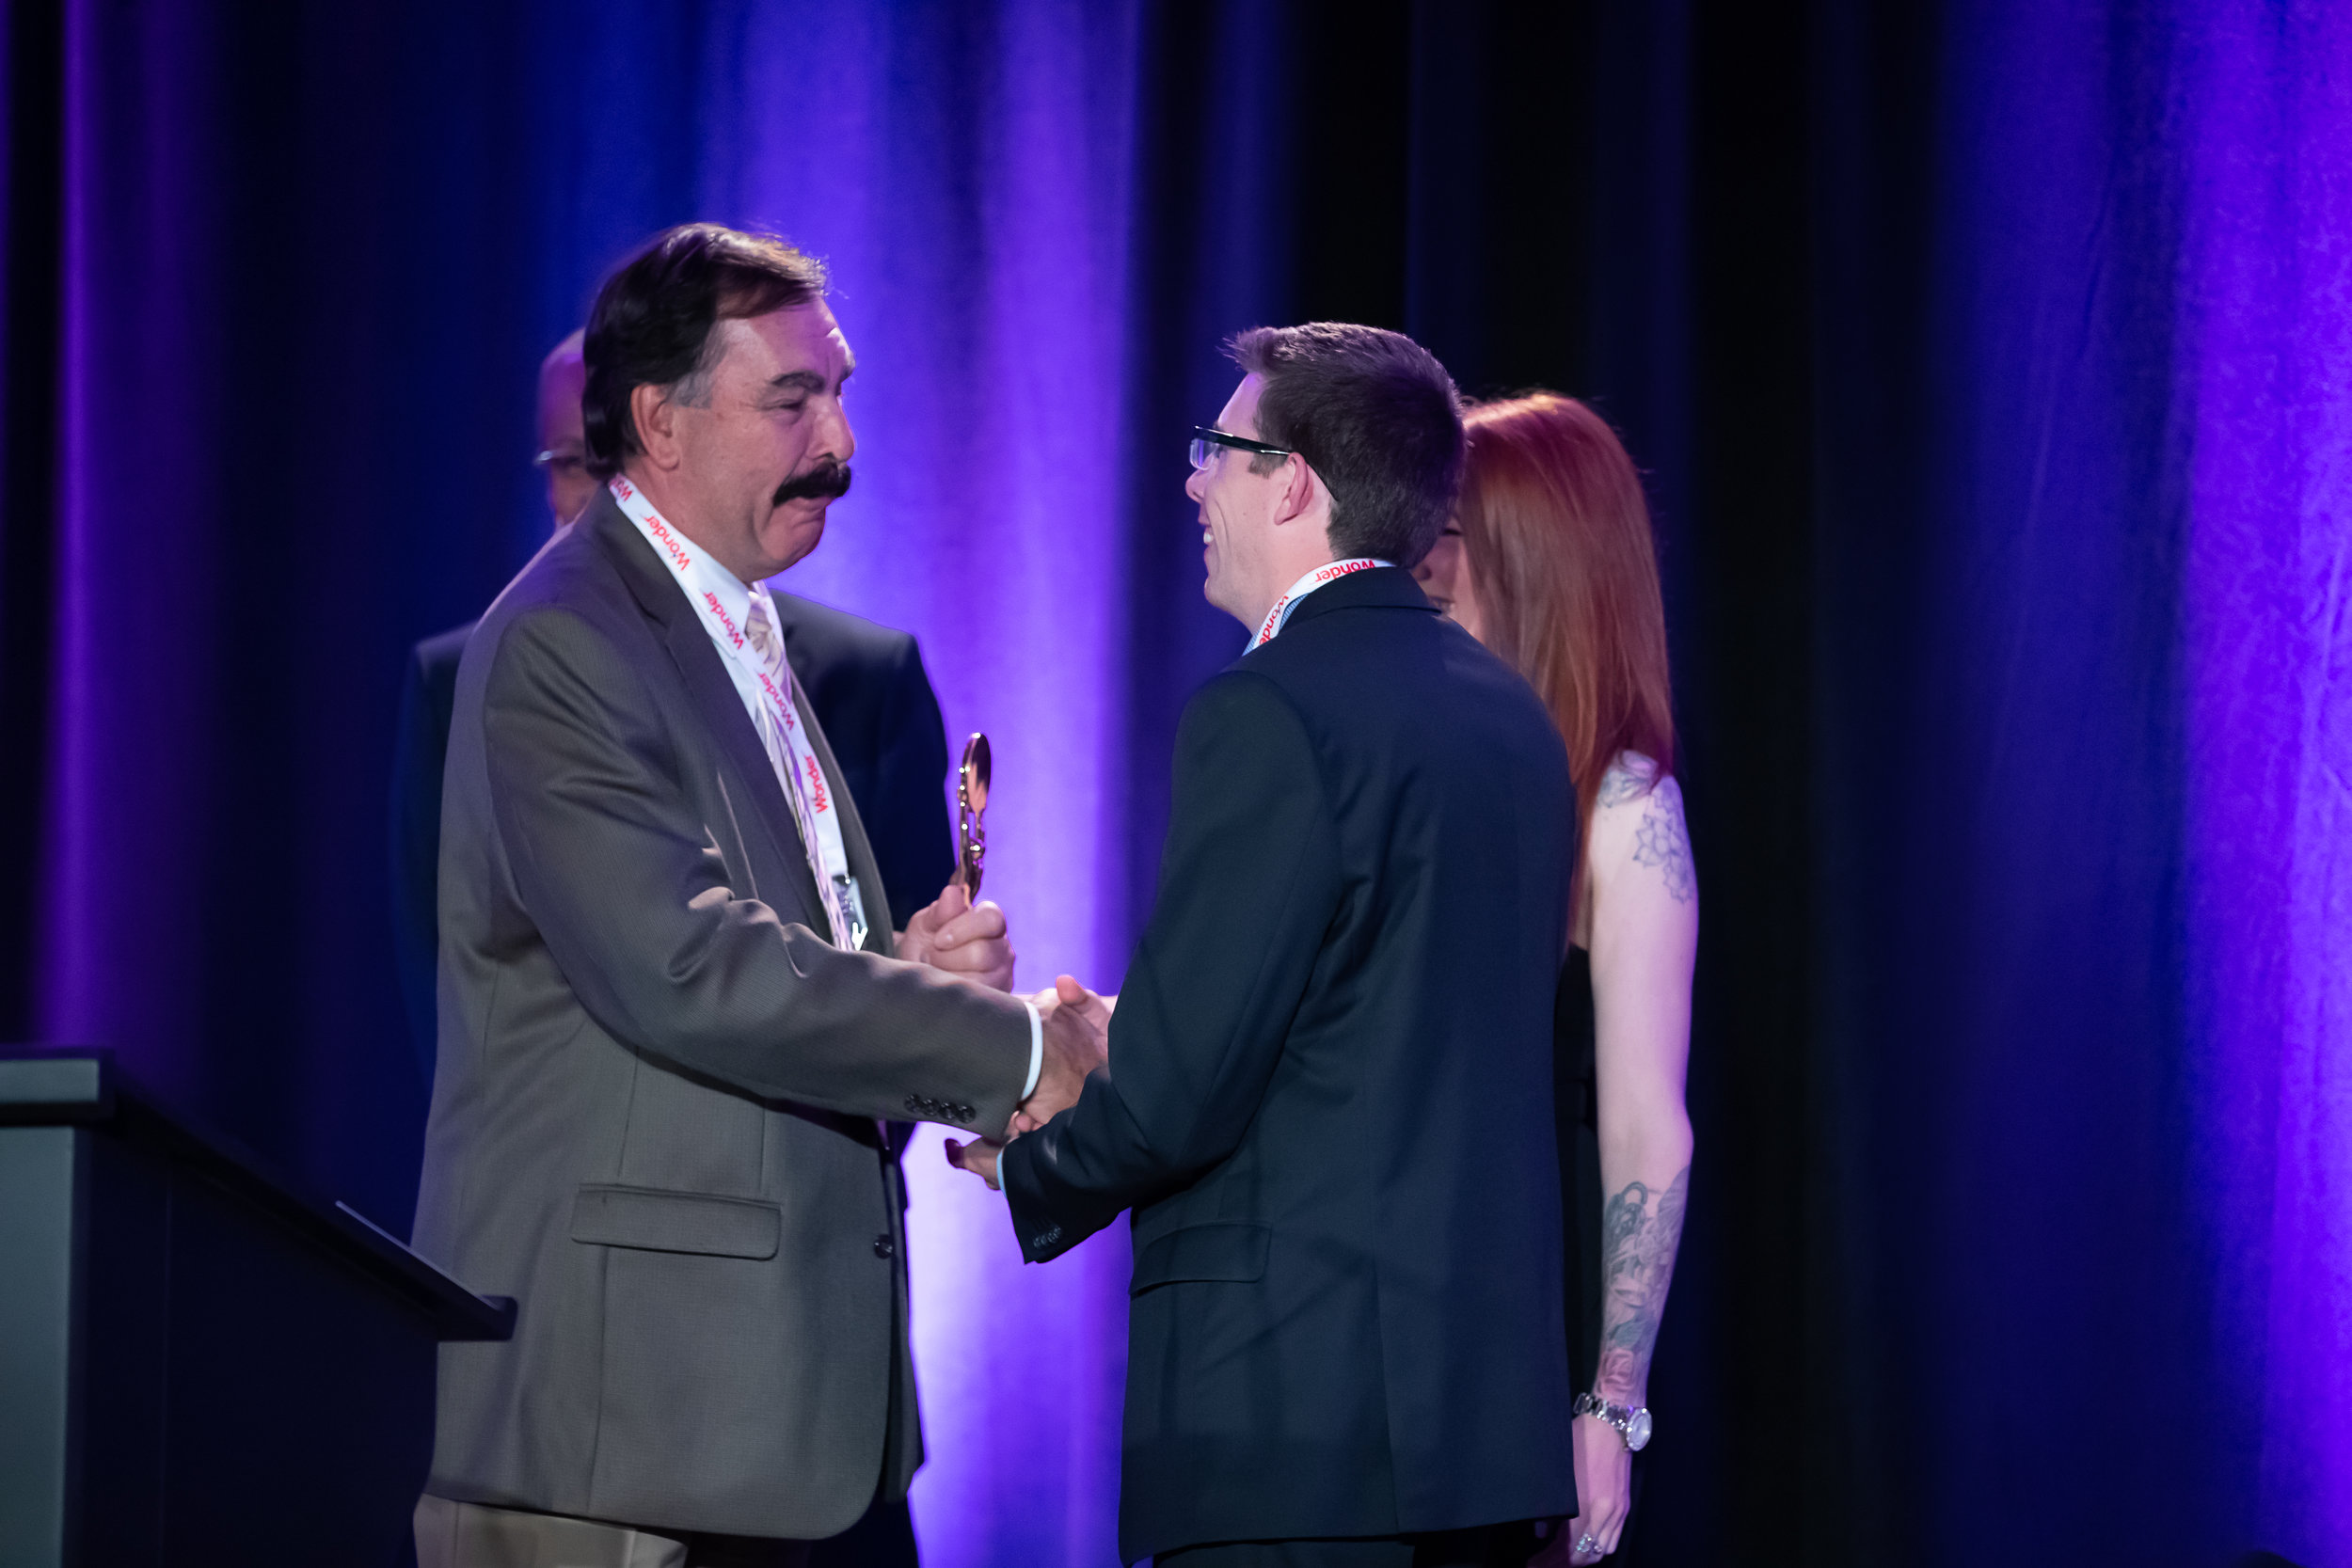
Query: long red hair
1457 394 1677 879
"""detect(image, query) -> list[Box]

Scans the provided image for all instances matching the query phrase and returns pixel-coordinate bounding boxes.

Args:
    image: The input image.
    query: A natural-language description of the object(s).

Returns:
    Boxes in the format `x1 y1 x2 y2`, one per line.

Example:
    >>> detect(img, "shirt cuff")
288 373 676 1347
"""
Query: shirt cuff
1020 998 1043 1101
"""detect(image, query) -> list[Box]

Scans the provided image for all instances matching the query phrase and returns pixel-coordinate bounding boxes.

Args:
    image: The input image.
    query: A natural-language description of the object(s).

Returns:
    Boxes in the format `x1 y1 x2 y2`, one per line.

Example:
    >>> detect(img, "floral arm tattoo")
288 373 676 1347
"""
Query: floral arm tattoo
1628 775 1696 904
1595 1164 1691 1401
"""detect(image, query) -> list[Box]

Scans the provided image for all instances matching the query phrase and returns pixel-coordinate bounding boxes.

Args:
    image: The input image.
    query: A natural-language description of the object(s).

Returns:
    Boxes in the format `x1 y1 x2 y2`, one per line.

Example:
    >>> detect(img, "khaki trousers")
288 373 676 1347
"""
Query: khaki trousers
416 1495 812 1568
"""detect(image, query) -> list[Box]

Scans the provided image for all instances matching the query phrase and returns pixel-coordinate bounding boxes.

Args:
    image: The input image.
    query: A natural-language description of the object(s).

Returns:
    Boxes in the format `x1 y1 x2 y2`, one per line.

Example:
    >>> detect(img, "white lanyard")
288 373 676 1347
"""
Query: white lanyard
1248 558 1393 650
609 475 868 951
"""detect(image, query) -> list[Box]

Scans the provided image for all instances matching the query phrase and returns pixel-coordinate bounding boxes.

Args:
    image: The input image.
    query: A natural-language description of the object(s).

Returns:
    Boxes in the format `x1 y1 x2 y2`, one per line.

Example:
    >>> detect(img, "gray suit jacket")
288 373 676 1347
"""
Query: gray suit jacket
411 489 1031 1540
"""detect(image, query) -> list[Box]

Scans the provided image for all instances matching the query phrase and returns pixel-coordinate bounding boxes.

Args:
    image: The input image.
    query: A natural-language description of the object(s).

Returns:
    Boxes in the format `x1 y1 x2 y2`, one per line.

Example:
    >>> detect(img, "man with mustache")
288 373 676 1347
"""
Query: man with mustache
391 336 971 1121
772 453 851 504
410 224 1105 1567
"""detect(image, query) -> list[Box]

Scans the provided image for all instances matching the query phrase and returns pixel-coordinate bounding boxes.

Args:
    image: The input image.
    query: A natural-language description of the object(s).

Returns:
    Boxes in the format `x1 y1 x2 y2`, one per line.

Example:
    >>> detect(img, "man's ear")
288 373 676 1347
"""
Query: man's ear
1274 456 1328 531
630 383 682 471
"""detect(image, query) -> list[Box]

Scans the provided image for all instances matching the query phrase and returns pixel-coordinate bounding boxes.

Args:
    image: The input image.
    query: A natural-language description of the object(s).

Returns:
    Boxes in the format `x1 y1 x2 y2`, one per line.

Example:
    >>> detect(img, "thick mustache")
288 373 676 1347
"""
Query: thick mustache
773 461 852 505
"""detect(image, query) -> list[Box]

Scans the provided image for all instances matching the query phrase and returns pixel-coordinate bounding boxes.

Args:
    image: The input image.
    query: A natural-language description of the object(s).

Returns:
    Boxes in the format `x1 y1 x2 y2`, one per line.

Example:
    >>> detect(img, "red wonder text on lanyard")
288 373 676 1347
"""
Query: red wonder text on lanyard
1250 558 1393 650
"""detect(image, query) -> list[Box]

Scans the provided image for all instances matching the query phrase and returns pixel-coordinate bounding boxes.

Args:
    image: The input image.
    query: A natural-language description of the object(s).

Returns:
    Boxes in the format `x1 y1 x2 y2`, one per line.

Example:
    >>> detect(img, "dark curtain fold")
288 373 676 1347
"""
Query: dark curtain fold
1 0 64 1039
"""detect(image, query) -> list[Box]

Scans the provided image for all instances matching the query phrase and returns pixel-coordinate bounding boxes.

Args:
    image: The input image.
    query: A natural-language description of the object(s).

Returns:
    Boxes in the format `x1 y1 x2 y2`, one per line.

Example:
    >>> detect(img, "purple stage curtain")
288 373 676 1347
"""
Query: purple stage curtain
2174 8 2352 1559
1969 7 2352 1558
1796 3 2352 1559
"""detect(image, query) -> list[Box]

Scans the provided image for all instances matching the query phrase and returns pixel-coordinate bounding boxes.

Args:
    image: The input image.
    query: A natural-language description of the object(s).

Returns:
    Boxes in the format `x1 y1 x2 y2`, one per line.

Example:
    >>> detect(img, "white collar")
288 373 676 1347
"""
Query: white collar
686 545 788 655
697 548 755 625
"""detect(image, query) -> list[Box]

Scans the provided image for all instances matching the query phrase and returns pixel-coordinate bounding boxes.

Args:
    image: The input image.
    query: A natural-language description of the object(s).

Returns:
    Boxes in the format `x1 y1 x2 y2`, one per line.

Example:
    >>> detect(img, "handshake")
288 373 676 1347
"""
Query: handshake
949 974 1112 1192
895 880 1111 1191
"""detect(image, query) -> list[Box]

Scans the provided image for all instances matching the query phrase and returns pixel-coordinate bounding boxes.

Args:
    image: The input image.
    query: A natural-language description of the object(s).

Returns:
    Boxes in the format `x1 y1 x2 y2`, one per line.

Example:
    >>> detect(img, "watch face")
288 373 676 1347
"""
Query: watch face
1626 1408 1653 1450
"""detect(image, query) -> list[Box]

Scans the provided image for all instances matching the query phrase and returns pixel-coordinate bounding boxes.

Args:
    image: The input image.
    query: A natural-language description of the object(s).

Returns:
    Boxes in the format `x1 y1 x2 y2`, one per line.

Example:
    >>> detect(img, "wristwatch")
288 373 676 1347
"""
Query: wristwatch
1572 1392 1653 1451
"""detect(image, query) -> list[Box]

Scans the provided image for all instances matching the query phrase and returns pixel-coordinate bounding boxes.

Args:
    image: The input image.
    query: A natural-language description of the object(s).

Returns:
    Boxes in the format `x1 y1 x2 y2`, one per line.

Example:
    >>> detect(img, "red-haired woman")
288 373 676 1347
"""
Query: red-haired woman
1414 394 1695 1566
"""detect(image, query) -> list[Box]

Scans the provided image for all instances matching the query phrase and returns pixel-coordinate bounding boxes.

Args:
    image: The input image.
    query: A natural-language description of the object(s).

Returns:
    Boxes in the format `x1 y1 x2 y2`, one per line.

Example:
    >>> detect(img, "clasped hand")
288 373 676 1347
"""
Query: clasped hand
945 974 1112 1189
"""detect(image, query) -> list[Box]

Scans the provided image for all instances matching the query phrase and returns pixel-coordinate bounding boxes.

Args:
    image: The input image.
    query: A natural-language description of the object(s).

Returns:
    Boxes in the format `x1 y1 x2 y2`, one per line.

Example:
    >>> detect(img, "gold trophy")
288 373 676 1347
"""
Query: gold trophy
953 733 991 895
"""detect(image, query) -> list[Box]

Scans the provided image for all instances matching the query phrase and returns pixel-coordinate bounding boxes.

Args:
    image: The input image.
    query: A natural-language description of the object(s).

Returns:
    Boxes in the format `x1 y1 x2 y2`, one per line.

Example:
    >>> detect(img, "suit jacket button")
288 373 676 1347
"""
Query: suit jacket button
873 1234 896 1259
903 1096 922 1114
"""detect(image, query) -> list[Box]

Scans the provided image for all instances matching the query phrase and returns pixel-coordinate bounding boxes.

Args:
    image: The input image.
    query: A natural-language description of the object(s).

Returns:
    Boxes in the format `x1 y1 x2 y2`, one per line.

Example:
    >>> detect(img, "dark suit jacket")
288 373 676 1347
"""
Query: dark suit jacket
411 491 1029 1539
390 623 473 1079
999 568 1579 1564
391 587 956 1084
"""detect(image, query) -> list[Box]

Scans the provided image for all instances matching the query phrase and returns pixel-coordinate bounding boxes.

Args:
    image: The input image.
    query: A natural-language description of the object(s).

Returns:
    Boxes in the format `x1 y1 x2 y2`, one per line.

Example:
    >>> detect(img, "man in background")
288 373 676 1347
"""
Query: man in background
389 330 593 1074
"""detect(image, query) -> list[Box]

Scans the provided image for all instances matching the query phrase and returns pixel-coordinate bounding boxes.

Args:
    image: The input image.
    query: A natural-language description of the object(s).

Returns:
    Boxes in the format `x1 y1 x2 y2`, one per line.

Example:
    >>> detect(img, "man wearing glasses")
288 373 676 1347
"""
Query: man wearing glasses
948 324 1580 1566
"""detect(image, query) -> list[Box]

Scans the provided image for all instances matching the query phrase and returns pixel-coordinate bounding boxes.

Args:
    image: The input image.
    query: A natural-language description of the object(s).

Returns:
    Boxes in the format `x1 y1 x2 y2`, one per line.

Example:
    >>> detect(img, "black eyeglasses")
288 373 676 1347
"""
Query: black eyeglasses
1189 426 1296 469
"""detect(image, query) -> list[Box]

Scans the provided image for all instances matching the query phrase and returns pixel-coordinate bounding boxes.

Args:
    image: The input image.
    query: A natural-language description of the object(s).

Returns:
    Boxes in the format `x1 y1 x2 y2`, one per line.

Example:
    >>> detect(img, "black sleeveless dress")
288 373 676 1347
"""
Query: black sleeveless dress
1553 945 1605 1395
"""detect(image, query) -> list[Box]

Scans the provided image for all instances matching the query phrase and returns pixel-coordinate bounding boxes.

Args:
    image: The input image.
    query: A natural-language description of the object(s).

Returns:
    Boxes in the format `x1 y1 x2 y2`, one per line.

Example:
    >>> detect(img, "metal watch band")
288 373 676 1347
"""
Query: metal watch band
1572 1392 1629 1425
1572 1392 1653 1450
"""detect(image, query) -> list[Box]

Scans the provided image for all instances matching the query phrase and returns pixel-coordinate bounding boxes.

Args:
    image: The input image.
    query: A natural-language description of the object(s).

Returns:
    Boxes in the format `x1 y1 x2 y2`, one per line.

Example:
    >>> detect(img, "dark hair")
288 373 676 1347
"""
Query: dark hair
583 224 829 479
1225 323 1466 567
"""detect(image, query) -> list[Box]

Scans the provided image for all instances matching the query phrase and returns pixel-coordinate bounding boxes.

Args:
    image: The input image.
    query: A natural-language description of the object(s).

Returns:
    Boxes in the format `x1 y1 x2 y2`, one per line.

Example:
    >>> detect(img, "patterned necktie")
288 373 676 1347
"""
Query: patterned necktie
743 587 787 683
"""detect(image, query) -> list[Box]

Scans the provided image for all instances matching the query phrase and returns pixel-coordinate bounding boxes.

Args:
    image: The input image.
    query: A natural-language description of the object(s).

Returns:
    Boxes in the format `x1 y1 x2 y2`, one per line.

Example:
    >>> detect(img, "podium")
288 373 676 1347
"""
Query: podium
0 1050 512 1566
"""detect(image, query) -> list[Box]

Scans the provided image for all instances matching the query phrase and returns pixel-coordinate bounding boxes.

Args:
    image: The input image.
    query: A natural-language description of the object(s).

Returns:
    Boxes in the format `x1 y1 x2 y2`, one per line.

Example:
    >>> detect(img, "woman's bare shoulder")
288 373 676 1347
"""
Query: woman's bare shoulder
1588 752 1695 906
1595 751 1661 808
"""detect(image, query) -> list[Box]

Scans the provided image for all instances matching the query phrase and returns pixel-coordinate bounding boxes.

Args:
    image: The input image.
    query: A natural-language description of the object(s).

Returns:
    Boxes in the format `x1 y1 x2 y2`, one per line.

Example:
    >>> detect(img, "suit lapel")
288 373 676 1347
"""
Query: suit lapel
586 497 834 940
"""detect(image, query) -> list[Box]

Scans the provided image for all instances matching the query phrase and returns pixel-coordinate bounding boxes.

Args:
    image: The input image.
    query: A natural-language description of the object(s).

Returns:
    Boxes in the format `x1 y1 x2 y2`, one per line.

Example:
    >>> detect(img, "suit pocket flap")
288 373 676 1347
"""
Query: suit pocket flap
1130 1222 1271 1294
570 1185 781 1259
